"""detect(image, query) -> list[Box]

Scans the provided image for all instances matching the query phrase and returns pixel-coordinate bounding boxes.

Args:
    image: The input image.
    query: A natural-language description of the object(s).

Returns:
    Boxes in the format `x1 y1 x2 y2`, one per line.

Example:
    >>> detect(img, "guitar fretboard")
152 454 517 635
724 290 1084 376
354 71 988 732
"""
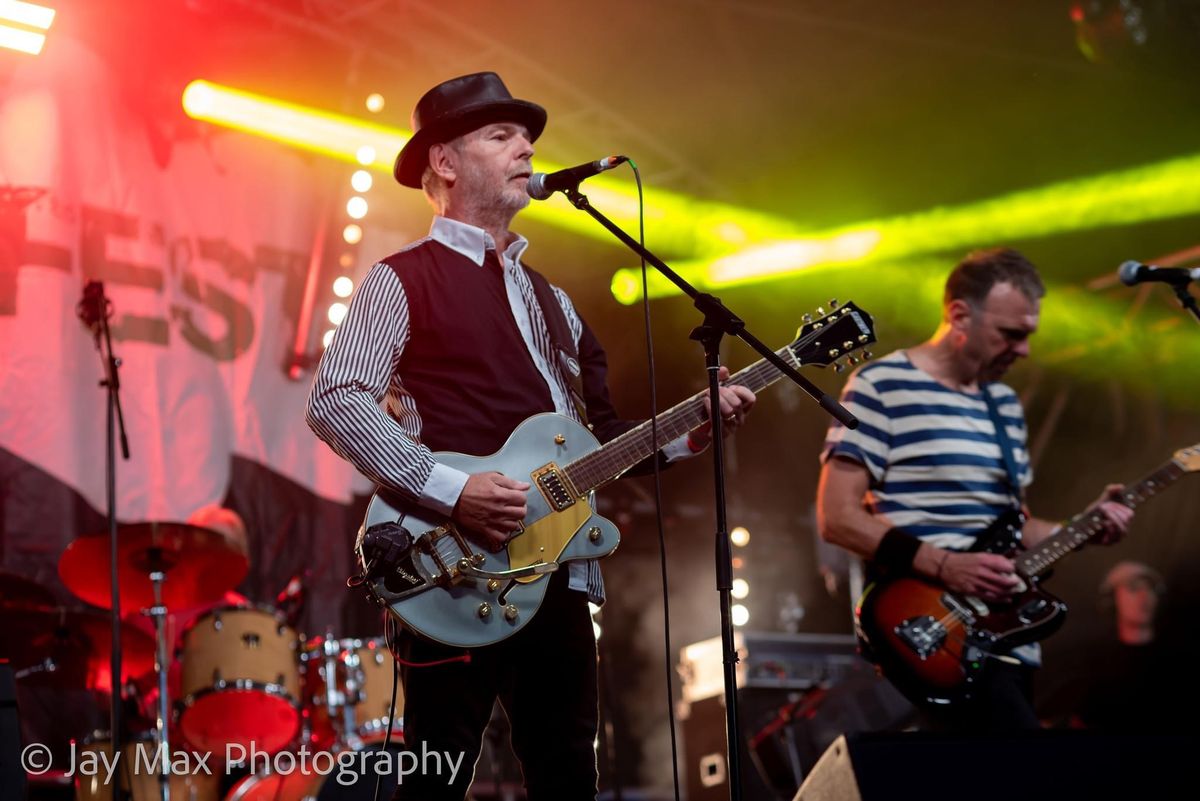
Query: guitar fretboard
1016 459 1186 577
563 345 802 494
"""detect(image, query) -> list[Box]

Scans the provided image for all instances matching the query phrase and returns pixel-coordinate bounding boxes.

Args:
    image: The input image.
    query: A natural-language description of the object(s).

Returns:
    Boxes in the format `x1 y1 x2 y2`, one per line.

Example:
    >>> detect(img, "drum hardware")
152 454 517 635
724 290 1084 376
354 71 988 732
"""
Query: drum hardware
57 521 249 801
73 730 219 801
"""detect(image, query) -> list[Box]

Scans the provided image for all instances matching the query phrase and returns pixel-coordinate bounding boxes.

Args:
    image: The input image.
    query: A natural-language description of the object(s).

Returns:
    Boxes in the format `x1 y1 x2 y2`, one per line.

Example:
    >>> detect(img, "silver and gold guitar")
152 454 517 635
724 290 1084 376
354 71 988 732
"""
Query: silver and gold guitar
354 301 876 647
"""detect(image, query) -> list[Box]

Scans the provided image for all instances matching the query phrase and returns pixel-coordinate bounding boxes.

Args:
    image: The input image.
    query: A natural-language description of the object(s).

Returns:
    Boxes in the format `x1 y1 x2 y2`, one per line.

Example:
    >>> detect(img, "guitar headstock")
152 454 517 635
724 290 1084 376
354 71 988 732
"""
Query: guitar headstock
789 299 877 371
1173 443 1200 472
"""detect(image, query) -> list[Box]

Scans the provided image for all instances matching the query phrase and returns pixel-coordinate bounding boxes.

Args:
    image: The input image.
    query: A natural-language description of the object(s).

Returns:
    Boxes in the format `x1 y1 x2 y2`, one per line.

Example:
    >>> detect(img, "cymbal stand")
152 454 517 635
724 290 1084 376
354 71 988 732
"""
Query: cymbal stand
143 550 172 801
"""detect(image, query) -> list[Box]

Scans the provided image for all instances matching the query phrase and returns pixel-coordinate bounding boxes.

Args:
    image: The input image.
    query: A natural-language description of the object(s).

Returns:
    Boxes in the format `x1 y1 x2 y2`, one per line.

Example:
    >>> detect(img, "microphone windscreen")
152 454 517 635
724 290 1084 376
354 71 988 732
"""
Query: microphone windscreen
1117 260 1142 286
526 173 551 201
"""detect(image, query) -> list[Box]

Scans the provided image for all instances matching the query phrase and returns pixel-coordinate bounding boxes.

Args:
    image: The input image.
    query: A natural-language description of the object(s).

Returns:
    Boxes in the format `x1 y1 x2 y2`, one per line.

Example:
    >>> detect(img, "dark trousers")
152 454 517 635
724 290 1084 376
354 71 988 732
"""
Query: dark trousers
391 569 599 800
917 661 1040 732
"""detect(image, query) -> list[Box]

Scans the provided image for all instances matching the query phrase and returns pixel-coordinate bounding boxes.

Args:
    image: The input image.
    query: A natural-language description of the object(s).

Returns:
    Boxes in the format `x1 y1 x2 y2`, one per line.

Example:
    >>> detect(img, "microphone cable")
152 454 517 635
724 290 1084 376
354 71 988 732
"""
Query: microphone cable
628 159 684 801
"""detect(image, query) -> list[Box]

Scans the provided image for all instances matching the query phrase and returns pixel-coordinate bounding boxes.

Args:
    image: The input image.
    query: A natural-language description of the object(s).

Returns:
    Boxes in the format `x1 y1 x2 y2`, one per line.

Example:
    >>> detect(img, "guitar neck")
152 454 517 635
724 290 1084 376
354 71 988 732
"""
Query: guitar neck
562 346 799 494
1016 459 1186 577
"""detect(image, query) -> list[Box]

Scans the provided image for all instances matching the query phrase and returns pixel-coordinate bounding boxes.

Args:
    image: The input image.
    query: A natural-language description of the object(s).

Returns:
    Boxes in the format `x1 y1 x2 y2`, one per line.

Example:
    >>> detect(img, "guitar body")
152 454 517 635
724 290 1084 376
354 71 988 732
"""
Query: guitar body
359 414 618 648
855 443 1200 705
855 510 1068 704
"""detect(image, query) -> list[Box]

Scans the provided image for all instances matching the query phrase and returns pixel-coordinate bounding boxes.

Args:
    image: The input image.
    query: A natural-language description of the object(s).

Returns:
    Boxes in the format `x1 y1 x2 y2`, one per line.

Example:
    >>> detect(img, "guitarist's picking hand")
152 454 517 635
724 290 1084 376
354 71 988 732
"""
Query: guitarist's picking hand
941 552 1022 600
1087 483 1134 545
453 471 531 551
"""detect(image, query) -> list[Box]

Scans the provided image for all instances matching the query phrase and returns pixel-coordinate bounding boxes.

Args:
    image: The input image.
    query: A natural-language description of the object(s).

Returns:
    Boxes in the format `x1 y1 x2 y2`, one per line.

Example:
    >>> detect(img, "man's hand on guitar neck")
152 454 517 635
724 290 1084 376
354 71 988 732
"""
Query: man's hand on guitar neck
452 471 531 551
914 544 1022 601
1085 483 1134 545
1021 483 1134 548
687 366 758 452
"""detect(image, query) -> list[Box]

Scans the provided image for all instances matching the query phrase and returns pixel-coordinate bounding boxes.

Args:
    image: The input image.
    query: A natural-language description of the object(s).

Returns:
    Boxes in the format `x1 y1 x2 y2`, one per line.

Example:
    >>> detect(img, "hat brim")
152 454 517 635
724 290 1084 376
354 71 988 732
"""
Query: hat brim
393 99 547 188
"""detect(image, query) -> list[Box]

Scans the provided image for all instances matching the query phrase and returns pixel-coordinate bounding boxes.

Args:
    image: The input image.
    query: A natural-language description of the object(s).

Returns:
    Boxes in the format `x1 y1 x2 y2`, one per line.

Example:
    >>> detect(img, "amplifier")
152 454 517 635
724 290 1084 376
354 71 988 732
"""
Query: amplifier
679 631 862 704
678 632 913 801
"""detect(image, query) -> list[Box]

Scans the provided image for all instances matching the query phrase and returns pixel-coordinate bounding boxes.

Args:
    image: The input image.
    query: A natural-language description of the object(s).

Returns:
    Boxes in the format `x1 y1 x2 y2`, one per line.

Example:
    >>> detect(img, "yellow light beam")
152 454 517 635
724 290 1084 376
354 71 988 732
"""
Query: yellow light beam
615 151 1200 302
180 79 806 252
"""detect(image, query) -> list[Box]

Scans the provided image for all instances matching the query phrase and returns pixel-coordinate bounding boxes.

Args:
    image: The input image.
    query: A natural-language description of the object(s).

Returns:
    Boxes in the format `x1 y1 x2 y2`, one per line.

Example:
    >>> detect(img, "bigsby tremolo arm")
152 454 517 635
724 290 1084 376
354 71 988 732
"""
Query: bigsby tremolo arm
456 558 558 581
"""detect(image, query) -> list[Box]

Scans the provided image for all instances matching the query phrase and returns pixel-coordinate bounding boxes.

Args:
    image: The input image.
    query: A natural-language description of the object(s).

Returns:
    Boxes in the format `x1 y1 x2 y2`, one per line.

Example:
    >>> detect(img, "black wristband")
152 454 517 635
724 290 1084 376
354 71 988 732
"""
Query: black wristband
872 527 922 578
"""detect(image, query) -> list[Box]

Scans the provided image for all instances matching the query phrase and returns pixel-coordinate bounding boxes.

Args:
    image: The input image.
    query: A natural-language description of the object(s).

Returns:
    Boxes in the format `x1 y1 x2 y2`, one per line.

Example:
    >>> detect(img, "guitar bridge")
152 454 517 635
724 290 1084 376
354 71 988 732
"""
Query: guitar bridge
531 463 577 512
894 616 948 660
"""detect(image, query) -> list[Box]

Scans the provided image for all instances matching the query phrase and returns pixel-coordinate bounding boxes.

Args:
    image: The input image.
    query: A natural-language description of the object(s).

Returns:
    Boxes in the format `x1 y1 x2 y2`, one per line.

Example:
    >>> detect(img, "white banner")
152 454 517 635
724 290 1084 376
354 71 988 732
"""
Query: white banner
0 36 363 519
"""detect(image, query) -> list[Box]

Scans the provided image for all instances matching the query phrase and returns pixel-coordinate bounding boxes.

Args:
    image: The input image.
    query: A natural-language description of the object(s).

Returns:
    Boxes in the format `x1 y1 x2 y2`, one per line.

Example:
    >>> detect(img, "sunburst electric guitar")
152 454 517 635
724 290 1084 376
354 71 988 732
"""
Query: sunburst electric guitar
855 442 1200 705
353 302 876 647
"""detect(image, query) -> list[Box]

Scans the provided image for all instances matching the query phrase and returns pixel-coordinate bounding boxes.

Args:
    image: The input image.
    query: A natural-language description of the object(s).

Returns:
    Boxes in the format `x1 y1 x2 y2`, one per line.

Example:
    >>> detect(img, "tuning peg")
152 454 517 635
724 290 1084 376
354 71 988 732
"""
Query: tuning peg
847 356 860 366
862 350 872 360
829 298 839 309
834 362 845 373
815 306 826 316
802 313 813 324
843 340 854 350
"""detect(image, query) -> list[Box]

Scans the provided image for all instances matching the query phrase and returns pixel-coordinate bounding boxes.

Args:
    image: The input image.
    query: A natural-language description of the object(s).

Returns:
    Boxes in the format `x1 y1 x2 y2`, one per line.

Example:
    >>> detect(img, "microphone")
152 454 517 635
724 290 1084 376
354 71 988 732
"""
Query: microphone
1118 260 1200 286
526 155 628 200
76 280 109 348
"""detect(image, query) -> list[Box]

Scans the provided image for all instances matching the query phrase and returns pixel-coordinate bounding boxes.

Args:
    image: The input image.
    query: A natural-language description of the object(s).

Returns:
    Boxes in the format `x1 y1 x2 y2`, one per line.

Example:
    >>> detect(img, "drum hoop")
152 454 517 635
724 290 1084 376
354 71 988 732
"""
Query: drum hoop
180 603 296 645
179 681 300 709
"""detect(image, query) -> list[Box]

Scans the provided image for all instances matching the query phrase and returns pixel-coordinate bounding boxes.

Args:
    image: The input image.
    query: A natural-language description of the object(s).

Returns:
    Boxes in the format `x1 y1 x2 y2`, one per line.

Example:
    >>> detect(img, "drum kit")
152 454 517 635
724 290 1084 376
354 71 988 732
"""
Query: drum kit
0 521 403 801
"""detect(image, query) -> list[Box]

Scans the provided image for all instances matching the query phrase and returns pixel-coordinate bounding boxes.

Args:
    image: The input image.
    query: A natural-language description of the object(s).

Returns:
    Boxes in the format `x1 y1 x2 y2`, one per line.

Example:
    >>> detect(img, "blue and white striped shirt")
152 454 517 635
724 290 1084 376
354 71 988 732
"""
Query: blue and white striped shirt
822 350 1031 551
822 350 1039 663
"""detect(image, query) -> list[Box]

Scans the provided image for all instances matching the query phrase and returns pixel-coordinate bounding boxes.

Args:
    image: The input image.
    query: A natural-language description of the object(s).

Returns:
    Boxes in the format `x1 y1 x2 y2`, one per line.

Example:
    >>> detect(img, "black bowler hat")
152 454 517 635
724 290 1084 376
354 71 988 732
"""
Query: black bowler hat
393 72 547 188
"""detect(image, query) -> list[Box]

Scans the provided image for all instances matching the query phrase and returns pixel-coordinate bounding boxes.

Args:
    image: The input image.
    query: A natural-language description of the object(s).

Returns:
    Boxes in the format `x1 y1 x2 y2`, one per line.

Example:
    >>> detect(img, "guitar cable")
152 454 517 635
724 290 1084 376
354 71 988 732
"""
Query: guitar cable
629 160 684 801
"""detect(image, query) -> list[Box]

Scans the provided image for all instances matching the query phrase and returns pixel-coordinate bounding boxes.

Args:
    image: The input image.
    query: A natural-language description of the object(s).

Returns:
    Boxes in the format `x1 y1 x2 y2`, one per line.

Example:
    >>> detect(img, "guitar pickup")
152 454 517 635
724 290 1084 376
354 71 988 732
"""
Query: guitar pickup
531 464 577 511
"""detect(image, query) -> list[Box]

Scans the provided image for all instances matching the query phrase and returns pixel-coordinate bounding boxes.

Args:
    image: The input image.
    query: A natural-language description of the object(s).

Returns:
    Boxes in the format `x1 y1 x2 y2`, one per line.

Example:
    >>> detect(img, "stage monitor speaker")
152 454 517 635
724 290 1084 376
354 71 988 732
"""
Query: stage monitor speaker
793 730 1199 801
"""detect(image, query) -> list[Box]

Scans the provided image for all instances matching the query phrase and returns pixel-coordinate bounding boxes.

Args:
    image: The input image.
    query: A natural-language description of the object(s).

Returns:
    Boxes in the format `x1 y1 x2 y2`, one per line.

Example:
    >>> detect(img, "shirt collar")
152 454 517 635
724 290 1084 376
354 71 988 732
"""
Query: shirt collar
429 215 529 267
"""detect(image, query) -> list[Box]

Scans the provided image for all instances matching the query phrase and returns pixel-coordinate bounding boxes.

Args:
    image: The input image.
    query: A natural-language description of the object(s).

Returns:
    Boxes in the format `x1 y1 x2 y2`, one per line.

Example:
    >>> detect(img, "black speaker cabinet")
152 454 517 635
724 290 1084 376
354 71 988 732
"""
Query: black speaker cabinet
794 731 1200 801
682 674 914 801
1 661 26 800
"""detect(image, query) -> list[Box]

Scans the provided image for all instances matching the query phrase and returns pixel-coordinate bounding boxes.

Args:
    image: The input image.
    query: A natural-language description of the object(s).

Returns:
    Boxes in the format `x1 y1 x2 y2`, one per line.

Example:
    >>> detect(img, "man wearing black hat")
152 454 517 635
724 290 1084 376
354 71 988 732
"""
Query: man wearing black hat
307 72 755 799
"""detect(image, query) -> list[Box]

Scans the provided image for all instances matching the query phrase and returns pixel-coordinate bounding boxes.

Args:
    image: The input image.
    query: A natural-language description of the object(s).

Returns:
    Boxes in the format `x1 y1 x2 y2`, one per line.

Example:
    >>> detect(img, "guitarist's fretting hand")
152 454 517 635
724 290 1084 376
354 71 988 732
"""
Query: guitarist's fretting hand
453 471 531 551
1086 483 1135 545
687 366 758 451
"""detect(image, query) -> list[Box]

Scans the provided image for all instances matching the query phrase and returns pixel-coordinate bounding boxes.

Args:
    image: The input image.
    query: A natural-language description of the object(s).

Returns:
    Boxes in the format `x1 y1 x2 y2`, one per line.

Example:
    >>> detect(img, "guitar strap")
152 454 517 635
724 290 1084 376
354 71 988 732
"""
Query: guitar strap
982 384 1023 508
524 265 590 426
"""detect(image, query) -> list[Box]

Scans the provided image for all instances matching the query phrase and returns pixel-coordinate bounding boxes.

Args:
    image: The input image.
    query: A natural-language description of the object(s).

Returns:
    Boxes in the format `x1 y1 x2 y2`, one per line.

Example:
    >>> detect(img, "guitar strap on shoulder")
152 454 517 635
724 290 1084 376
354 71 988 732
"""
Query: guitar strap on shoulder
523 265 589 426
982 384 1023 508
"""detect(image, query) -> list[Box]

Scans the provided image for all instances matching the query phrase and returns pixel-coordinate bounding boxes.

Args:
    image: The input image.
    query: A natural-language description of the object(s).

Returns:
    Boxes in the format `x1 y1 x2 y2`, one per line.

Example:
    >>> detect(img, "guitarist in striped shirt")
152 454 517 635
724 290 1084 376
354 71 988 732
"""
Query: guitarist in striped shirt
816 248 1134 731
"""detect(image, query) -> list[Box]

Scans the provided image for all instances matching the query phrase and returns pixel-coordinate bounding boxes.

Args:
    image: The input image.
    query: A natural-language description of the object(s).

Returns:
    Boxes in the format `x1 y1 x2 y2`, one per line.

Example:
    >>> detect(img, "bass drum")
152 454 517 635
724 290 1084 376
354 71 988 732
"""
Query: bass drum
74 730 220 801
223 743 403 801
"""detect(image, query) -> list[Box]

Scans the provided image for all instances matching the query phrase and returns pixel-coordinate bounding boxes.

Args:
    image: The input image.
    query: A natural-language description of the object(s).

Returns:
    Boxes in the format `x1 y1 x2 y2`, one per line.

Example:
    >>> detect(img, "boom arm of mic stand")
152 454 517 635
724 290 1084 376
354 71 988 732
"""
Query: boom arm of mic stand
561 187 858 429
1170 283 1200 324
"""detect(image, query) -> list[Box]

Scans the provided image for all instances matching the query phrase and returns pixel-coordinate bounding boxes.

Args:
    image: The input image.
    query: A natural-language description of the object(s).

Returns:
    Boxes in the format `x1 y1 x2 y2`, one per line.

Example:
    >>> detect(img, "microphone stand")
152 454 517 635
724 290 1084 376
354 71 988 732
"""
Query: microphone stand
1169 282 1200 324
78 281 132 801
560 186 857 801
